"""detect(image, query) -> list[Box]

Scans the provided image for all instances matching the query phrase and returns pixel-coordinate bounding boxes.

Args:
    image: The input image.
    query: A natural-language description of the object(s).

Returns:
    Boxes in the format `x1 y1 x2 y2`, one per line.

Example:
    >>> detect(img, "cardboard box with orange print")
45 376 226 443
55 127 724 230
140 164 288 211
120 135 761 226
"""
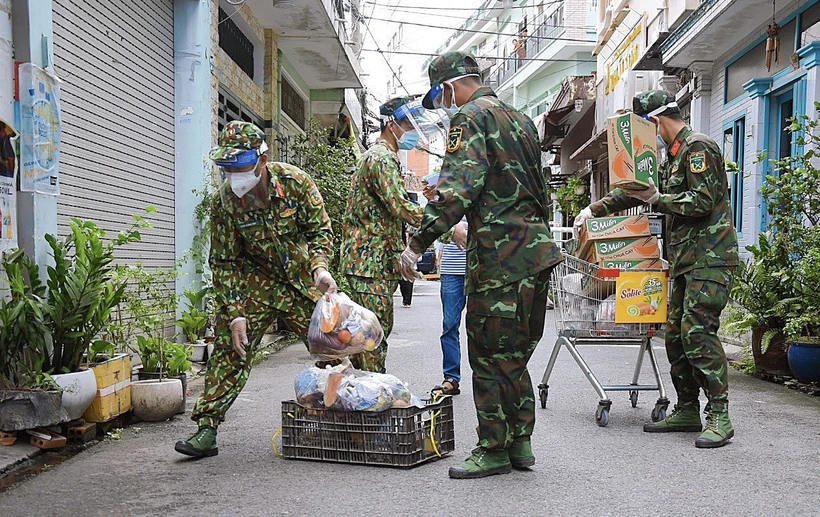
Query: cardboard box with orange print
578 215 652 256
599 258 665 270
584 236 661 263
607 113 659 189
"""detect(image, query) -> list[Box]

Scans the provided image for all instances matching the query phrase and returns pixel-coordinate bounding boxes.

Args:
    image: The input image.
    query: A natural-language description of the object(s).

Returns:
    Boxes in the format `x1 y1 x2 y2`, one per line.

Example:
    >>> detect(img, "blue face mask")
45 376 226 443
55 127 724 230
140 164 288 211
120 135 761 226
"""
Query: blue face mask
397 129 419 150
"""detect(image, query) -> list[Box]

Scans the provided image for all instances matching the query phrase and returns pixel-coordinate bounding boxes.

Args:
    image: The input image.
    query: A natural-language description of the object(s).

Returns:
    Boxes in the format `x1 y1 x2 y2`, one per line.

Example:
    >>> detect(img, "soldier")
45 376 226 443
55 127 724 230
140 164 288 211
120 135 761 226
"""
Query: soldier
339 97 426 373
574 90 739 448
400 51 563 478
175 121 337 458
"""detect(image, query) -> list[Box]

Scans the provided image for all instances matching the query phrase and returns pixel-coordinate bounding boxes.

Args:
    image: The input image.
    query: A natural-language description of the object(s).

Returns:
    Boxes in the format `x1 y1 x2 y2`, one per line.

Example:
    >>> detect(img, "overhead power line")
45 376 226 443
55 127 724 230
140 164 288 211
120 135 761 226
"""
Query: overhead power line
365 0 566 11
353 4 412 96
361 48 596 64
364 15 596 45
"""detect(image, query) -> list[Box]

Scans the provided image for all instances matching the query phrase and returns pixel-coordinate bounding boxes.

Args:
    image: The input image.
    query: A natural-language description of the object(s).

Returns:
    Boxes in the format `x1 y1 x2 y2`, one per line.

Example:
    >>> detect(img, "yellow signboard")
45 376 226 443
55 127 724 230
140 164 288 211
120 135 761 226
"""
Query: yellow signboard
614 270 668 323
605 23 643 94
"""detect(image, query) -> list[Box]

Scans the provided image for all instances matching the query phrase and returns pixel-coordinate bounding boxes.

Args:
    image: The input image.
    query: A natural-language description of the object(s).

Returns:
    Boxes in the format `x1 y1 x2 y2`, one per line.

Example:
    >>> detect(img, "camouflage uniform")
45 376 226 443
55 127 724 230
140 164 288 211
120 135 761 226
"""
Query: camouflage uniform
191 123 333 429
411 52 562 451
590 91 739 413
339 97 424 373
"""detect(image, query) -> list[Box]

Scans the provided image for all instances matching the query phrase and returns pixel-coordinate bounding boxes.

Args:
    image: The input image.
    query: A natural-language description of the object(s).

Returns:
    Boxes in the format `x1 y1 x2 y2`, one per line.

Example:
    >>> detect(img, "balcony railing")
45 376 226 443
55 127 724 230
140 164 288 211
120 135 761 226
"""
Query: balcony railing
661 0 715 53
488 19 566 88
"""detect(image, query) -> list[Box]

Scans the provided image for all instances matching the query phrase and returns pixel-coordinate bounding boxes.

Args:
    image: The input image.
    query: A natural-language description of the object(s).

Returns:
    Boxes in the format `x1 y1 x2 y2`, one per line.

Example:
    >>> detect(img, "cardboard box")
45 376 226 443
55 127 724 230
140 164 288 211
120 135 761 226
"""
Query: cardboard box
607 113 659 189
579 215 652 256
614 270 668 324
584 236 660 263
599 258 665 270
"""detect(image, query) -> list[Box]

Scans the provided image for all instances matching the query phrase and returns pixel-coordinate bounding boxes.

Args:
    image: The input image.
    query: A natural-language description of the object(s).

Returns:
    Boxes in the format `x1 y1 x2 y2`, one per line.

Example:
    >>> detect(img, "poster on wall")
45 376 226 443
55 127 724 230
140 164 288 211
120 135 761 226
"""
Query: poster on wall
0 117 18 251
16 62 60 195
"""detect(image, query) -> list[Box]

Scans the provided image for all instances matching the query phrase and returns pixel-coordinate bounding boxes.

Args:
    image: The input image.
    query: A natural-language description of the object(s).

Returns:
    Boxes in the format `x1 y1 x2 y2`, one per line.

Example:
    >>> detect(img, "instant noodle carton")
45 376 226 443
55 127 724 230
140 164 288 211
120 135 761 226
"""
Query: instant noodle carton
584 236 660 263
614 270 668 323
607 113 659 189
578 215 652 256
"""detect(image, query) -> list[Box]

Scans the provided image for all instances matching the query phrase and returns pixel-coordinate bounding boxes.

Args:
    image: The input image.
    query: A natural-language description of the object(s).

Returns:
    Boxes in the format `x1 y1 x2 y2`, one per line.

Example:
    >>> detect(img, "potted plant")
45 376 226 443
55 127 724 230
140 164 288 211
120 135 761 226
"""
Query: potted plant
44 217 145 420
177 288 209 362
784 227 820 383
131 337 191 420
0 250 67 431
724 234 794 375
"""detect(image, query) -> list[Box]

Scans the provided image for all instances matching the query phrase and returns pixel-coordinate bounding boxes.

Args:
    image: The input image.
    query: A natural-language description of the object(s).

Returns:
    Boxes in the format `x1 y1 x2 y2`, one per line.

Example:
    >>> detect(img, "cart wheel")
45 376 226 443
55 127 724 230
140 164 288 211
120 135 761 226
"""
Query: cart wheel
651 405 667 422
539 387 548 409
595 406 610 427
629 390 638 408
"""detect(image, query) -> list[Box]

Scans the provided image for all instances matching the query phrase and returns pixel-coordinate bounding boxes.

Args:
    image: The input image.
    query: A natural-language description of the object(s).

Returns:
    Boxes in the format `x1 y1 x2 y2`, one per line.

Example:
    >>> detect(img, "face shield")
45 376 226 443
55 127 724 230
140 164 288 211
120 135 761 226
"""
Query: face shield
216 142 270 210
391 100 449 158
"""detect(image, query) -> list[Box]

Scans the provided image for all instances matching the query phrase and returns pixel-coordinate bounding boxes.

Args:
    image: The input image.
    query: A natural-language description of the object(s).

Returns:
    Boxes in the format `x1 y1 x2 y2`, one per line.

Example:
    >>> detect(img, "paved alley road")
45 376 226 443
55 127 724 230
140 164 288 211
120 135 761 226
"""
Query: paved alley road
2 280 820 516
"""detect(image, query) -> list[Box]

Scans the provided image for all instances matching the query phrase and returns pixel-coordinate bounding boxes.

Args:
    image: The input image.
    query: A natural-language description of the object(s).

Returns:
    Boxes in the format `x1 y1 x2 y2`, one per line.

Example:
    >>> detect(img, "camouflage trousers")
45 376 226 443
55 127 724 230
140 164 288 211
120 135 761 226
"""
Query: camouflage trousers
192 284 315 429
665 269 733 413
345 275 397 373
465 267 552 450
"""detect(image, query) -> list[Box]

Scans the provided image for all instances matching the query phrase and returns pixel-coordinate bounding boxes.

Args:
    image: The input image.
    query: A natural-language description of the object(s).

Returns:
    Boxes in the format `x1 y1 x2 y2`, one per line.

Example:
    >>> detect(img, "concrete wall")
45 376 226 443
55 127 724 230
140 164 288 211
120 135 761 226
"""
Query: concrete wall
210 0 279 152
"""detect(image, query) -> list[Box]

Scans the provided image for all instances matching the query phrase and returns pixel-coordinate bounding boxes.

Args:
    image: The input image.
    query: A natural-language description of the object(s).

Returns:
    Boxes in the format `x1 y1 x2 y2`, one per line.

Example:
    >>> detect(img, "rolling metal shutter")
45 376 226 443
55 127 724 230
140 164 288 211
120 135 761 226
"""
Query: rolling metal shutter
52 0 175 269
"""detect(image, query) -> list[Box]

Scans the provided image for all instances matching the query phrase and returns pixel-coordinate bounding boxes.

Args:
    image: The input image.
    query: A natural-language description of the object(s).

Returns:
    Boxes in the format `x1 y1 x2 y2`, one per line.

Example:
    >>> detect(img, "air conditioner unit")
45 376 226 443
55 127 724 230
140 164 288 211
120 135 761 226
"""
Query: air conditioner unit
667 0 702 30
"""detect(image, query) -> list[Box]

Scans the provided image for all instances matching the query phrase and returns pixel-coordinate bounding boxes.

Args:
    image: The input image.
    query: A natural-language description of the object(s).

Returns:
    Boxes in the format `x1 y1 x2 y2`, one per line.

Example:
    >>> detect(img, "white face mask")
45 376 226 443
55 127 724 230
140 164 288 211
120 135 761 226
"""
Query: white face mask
229 167 261 198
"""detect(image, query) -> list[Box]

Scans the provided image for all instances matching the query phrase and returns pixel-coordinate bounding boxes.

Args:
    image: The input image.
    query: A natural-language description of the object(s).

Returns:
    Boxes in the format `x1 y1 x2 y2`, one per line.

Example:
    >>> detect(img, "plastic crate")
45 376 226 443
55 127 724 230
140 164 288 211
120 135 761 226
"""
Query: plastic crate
281 396 455 467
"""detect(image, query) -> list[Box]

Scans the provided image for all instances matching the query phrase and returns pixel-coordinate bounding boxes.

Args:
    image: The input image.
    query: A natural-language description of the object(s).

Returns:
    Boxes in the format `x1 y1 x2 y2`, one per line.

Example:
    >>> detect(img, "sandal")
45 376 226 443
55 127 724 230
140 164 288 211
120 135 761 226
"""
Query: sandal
432 378 460 396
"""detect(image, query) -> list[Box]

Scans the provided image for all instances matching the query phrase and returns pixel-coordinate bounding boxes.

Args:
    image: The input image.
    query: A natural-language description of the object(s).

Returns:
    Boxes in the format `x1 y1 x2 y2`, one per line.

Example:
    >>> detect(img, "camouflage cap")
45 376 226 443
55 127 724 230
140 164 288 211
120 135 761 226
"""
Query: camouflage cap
422 51 482 108
209 121 266 164
632 90 680 117
379 96 412 118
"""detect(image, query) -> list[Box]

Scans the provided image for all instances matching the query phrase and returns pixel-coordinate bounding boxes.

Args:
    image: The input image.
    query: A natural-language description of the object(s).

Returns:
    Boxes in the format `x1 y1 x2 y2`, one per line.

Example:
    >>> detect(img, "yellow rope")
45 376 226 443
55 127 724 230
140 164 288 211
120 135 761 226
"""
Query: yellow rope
271 412 295 457
428 393 443 458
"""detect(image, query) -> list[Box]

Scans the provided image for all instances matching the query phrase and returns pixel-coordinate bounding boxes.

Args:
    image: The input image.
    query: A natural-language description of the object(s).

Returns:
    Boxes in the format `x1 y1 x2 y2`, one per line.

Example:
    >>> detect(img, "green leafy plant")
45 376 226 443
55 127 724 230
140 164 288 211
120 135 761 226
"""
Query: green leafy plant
756 103 820 343
286 119 358 292
0 249 52 389
550 176 590 225
176 308 208 343
165 343 193 377
45 215 149 373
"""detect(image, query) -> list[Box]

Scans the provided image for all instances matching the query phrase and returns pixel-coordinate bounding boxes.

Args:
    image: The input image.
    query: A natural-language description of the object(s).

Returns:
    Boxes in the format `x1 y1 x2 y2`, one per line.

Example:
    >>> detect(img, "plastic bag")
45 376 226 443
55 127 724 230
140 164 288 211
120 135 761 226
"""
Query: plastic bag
595 295 617 331
294 359 422 412
307 293 385 360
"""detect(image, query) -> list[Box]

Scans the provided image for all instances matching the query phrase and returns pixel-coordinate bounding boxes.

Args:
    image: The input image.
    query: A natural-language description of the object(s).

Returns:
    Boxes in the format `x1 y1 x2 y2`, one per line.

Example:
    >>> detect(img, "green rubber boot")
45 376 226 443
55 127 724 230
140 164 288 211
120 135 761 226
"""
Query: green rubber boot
643 403 702 433
695 410 734 448
448 447 512 479
507 438 535 469
174 426 218 458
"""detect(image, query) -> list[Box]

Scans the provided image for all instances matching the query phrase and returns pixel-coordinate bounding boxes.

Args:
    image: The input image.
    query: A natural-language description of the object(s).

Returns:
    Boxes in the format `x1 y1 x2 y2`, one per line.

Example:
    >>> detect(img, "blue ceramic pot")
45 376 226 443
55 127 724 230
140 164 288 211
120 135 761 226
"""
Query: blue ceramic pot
787 341 820 383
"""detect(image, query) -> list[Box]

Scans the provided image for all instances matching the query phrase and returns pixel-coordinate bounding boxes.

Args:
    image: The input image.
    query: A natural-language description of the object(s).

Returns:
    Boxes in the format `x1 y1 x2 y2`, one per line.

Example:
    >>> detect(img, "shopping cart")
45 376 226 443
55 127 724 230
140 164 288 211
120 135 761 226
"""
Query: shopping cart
538 253 669 427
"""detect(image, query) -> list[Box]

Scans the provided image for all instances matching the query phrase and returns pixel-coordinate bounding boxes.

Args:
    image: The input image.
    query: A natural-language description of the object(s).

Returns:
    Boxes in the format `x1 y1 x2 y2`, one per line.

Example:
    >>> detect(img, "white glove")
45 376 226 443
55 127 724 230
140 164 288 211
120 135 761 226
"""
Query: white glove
453 221 468 250
623 178 660 204
573 206 594 240
399 246 422 282
230 317 249 359
313 268 338 294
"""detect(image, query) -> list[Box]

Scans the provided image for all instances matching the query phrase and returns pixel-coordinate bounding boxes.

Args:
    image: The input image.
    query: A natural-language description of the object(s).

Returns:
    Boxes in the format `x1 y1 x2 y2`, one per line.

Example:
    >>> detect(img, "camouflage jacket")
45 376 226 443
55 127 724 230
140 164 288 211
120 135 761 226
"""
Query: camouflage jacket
409 87 562 294
210 162 333 320
339 140 423 279
590 125 739 278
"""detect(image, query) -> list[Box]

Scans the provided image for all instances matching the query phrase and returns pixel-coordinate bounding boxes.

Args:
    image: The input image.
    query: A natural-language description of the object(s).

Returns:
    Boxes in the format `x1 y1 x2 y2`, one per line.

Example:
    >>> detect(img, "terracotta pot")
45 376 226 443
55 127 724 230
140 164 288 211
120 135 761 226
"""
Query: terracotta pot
52 369 97 421
751 327 791 376
131 379 183 422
